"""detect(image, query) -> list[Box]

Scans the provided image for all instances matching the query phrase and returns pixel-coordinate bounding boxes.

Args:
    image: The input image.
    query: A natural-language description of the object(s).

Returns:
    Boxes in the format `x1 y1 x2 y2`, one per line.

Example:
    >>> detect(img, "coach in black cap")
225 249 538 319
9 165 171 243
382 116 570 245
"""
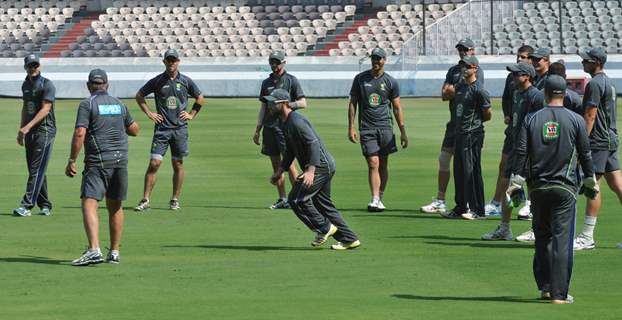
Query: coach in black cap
13 54 57 217
529 48 551 89
67 68 140 266
509 74 597 304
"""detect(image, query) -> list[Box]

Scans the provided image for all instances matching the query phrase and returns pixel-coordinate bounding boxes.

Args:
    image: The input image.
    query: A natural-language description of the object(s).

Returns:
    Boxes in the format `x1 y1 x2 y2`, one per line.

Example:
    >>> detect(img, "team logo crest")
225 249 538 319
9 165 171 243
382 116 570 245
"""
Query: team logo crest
26 101 36 114
368 93 381 106
543 121 560 140
167 96 178 109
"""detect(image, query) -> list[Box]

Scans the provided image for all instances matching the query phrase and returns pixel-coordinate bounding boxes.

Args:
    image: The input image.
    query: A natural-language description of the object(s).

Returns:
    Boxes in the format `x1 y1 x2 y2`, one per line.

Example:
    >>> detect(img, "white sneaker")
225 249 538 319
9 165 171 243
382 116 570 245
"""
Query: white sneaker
573 233 595 250
481 224 513 240
616 242 622 249
485 202 501 216
134 199 150 212
331 240 361 250
71 249 104 266
516 228 535 242
420 198 446 213
367 199 384 212
517 200 532 220
461 211 486 220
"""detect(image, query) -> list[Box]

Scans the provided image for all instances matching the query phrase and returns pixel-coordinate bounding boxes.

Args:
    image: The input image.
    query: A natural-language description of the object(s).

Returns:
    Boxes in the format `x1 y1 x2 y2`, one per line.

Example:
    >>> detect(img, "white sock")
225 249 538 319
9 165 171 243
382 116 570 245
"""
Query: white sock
281 197 288 202
582 216 597 238
91 248 101 254
111 249 119 255
491 199 501 206
372 196 380 202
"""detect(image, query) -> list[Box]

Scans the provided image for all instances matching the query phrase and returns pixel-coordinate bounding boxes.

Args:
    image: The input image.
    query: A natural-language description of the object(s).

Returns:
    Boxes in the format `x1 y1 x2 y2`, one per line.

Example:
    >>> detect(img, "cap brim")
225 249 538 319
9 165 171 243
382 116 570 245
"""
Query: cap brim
578 52 593 61
506 65 521 72
164 55 179 60
370 54 385 59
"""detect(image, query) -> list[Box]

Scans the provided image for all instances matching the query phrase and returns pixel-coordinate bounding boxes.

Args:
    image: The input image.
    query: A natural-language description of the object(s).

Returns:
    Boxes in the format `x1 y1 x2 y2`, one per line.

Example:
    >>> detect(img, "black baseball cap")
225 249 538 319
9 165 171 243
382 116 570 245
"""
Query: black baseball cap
371 47 387 59
269 50 286 62
163 49 180 60
263 88 291 104
461 55 479 66
24 54 40 67
88 68 108 84
506 62 536 78
579 47 607 64
529 48 551 59
456 38 475 49
544 75 567 94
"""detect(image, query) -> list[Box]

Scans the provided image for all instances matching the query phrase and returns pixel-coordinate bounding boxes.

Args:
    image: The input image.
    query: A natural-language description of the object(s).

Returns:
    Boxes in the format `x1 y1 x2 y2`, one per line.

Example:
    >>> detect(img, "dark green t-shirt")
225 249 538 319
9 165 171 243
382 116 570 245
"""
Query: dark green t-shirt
582 72 618 151
454 81 491 134
349 70 400 130
21 74 56 134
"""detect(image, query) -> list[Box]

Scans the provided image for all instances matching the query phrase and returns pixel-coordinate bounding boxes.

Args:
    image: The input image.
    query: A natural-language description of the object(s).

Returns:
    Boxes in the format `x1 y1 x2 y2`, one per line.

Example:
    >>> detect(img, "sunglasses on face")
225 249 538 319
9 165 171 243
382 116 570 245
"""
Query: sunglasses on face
531 57 543 63
26 63 39 69
164 58 179 63
517 54 529 60
512 72 528 77
269 59 282 65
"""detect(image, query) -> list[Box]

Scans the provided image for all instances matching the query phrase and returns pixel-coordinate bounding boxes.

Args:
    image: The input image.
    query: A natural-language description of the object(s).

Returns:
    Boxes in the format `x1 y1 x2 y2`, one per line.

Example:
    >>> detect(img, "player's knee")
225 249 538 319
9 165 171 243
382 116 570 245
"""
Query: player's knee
147 160 162 172
367 158 380 170
438 150 451 172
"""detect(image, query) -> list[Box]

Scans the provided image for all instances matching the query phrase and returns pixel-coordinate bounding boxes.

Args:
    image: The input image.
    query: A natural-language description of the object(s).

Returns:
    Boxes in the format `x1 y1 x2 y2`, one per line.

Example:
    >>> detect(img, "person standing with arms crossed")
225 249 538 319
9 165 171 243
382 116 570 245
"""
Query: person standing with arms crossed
439 55 491 220
253 51 306 209
348 47 408 212
134 49 205 212
14 54 56 217
421 39 484 214
66 69 139 266
268 89 360 250
573 48 622 250
509 75 597 304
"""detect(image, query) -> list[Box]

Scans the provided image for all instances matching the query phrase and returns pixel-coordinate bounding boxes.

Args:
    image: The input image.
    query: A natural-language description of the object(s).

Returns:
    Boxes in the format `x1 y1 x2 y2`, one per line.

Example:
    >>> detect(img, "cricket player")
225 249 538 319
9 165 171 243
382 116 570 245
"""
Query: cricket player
483 45 533 216
509 74 597 304
267 89 360 250
421 38 485 214
134 49 204 211
348 47 408 212
66 69 139 266
439 55 491 220
548 62 582 114
482 62 543 239
14 54 56 217
253 50 306 209
573 48 622 250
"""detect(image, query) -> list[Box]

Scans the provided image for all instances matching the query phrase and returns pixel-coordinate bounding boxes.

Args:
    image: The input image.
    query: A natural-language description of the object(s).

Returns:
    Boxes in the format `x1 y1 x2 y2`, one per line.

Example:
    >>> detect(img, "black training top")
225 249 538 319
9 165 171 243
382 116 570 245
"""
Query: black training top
514 106 594 193
350 70 400 130
501 73 514 118
582 72 618 151
280 111 335 173
444 62 485 128
533 71 550 90
259 71 305 128
453 80 491 134
75 91 135 168
139 72 202 130
21 74 56 134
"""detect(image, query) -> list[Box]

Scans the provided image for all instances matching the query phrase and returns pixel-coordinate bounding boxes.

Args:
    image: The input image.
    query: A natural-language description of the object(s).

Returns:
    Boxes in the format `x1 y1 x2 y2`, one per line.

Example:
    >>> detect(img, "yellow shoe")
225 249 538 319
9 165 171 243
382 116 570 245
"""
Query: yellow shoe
331 240 361 250
311 224 338 247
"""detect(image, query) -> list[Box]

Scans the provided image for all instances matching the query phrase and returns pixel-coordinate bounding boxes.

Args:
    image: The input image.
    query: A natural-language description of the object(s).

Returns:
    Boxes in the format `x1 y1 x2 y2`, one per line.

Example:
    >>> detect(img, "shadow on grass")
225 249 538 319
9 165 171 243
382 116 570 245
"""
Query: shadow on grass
392 294 542 304
163 244 315 251
388 235 476 241
0 255 66 265
423 240 533 249
350 213 442 220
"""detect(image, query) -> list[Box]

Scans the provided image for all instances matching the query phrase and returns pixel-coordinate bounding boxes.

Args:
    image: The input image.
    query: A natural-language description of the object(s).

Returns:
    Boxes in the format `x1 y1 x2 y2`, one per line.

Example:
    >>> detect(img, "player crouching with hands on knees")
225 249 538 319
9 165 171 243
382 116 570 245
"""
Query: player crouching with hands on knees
507 75 597 304
66 69 139 266
267 89 360 250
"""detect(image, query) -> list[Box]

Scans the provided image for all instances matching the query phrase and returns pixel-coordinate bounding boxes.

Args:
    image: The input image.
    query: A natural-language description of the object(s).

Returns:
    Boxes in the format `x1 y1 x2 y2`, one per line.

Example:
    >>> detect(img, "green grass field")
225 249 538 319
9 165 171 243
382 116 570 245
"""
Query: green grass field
1 97 621 320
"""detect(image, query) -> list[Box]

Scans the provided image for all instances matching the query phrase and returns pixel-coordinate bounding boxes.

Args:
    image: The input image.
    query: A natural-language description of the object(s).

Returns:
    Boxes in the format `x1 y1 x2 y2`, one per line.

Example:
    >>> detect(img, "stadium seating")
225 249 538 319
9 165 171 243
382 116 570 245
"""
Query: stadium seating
68 0 357 57
493 0 622 54
0 0 85 57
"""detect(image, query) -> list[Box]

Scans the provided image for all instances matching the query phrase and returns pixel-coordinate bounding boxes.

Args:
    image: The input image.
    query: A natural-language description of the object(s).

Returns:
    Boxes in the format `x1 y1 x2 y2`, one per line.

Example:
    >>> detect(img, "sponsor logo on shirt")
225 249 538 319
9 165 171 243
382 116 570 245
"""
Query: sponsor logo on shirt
167 96 178 109
380 83 386 91
176 83 181 91
456 103 463 117
364 83 372 87
543 121 560 140
27 101 36 114
368 93 381 106
98 104 122 115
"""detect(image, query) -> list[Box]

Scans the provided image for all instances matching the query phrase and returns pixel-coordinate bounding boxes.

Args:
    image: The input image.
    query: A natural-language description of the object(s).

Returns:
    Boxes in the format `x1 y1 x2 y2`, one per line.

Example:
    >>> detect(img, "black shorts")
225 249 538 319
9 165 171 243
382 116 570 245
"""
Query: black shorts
151 127 189 160
81 166 128 201
591 149 619 174
360 128 397 156
441 125 455 149
261 126 286 156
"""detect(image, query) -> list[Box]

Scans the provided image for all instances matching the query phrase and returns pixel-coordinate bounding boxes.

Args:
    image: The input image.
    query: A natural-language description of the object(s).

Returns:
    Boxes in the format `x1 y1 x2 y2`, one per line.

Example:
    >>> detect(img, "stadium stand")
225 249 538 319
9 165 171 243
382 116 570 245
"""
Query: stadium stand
0 0 86 57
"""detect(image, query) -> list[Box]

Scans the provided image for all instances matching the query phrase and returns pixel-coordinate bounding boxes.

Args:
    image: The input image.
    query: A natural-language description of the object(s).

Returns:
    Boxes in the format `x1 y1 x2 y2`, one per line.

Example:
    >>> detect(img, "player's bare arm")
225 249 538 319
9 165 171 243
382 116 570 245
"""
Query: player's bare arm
126 121 140 137
482 107 492 122
391 97 408 148
584 105 597 134
291 97 307 110
17 100 52 146
65 127 86 177
348 96 358 143
441 83 455 101
254 102 267 145
180 95 205 121
135 91 163 124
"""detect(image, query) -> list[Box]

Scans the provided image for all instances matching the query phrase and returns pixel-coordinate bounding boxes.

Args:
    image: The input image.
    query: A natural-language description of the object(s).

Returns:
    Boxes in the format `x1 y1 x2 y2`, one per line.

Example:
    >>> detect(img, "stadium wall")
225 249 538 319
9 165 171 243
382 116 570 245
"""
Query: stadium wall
1 55 622 99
